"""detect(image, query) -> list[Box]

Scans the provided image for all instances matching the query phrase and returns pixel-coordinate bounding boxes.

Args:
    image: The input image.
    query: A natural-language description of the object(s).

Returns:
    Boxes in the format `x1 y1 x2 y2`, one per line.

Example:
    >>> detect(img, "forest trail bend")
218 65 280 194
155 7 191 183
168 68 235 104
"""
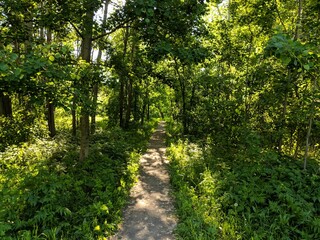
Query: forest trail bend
110 121 177 240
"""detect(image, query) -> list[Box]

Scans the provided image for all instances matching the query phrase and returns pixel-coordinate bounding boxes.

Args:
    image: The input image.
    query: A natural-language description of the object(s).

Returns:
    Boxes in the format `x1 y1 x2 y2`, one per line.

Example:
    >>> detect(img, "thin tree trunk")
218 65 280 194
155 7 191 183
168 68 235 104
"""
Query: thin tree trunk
79 5 94 161
47 100 56 137
133 89 139 122
147 100 150 121
294 127 301 158
141 103 146 126
90 84 98 134
294 0 303 40
119 79 125 128
304 117 312 170
303 77 317 170
72 92 77 137
46 28 56 137
278 92 287 153
91 1 109 134
141 90 148 126
174 59 187 134
119 25 129 128
124 78 133 128
0 92 13 118
289 129 295 155
278 70 290 153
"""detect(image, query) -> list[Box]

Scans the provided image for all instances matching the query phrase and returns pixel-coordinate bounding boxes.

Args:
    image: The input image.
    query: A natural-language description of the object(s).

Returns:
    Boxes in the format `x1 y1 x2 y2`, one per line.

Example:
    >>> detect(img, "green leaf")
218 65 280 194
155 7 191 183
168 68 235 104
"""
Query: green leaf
10 53 18 61
303 64 310 71
0 63 9 71
71 73 77 80
281 57 291 66
49 55 55 62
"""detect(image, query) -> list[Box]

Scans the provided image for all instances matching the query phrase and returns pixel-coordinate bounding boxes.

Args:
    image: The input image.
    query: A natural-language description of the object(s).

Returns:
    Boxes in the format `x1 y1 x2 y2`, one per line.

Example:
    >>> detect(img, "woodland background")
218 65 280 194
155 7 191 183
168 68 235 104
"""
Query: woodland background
1 0 320 239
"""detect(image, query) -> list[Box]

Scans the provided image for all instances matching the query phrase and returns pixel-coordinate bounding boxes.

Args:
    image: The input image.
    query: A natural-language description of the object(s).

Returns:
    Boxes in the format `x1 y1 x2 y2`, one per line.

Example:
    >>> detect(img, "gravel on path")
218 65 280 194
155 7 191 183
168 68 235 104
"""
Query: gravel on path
109 121 177 240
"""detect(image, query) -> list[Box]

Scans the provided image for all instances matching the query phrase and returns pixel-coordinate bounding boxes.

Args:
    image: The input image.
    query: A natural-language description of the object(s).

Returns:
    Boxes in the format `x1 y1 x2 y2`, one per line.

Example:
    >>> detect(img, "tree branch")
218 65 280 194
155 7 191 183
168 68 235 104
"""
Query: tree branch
92 20 131 41
69 21 84 39
274 1 287 32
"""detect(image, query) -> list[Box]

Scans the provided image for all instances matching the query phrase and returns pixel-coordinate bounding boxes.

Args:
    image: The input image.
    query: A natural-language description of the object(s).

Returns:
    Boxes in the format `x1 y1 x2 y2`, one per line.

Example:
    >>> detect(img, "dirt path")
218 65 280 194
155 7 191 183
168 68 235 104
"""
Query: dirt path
110 121 177 240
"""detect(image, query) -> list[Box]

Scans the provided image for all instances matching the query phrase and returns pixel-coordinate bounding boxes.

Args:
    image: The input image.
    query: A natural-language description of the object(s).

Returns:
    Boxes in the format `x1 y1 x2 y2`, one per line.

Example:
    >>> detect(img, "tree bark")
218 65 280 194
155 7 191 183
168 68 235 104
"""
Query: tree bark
79 5 94 161
294 0 303 40
46 28 56 137
119 25 129 128
72 92 77 137
124 78 133 128
0 92 13 118
90 0 109 134
174 59 187 134
47 100 56 137
304 117 312 170
90 83 99 134
303 77 316 170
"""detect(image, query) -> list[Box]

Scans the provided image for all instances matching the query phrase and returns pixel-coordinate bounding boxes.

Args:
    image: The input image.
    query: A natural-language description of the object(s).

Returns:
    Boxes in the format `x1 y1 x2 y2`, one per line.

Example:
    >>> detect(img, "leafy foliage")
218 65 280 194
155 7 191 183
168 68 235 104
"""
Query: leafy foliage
0 118 156 239
168 138 320 239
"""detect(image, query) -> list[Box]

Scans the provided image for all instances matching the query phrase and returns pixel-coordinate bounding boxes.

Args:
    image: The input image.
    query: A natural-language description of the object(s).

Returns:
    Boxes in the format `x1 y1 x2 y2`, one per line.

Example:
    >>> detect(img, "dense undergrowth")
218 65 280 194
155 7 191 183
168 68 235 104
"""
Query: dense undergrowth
167 123 320 240
0 118 156 239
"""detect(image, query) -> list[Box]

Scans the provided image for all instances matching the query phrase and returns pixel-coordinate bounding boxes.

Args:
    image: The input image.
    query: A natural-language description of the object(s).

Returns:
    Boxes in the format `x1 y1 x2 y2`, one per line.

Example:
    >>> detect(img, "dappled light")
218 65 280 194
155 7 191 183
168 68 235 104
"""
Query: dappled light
1 0 320 239
111 122 177 240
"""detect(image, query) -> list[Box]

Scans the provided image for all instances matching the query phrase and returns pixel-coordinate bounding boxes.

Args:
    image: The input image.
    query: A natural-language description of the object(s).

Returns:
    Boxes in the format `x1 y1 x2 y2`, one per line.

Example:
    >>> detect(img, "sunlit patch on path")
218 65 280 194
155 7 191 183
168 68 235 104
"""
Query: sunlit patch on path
110 121 177 240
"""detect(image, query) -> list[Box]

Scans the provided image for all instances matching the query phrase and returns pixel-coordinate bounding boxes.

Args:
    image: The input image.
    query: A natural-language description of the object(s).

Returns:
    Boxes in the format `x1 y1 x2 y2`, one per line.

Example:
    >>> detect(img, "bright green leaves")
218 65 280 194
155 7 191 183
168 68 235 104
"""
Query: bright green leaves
265 33 317 71
0 49 22 90
48 55 55 62
71 72 79 80
0 42 75 109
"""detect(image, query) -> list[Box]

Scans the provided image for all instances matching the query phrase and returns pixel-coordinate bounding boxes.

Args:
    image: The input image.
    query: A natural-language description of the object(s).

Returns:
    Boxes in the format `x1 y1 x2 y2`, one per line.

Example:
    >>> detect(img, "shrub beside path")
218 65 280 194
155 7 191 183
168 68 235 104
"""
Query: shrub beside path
110 121 177 240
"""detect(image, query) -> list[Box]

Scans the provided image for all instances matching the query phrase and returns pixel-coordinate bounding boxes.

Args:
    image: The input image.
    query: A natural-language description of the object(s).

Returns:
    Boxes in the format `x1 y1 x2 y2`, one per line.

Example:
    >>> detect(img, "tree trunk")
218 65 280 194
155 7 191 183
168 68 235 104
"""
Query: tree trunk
133 89 139 122
294 127 301 159
0 92 13 118
90 0 109 134
294 0 303 40
119 25 129 128
141 102 146 126
304 117 312 170
90 84 98 134
46 28 56 138
278 69 290 154
174 59 187 134
303 77 317 170
72 93 77 137
79 5 94 161
147 97 150 122
119 79 125 128
124 78 133 128
47 100 56 137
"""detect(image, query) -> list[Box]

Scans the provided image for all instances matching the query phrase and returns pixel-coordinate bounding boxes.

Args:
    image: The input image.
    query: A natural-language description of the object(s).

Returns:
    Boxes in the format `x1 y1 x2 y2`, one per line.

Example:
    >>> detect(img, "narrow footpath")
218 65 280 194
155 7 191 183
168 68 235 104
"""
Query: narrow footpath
110 121 177 240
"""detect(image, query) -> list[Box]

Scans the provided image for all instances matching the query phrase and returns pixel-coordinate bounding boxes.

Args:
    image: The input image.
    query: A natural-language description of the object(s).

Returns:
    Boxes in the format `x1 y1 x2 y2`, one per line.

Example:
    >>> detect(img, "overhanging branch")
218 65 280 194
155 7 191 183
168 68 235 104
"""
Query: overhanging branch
69 21 84 39
92 20 131 41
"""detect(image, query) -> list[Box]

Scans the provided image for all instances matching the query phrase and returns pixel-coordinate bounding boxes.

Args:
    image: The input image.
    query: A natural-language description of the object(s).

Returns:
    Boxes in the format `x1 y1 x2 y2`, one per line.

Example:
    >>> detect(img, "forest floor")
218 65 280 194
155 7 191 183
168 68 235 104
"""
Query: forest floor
109 121 177 240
